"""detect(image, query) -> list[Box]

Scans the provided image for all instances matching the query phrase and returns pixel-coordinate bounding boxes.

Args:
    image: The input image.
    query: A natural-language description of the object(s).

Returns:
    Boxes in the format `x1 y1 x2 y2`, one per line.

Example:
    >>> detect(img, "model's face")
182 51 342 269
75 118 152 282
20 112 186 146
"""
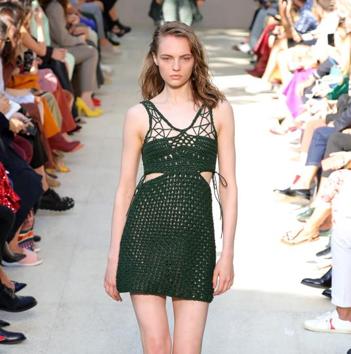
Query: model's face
153 35 195 88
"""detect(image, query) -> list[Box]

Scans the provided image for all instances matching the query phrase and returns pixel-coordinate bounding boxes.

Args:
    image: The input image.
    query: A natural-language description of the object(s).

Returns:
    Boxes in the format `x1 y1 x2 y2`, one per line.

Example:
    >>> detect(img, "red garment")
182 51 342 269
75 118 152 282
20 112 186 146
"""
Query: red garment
0 162 21 213
39 69 76 133
249 24 277 78
11 135 33 163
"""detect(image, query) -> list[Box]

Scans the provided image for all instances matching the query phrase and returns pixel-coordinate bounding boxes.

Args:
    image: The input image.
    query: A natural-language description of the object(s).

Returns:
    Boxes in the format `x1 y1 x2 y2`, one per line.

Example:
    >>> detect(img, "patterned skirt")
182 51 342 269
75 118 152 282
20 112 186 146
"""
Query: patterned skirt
116 172 216 303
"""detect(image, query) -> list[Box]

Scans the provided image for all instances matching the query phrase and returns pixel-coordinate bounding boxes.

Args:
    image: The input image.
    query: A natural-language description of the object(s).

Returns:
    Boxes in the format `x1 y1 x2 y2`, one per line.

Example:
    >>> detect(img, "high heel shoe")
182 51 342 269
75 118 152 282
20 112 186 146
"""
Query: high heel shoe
48 134 83 153
76 97 103 118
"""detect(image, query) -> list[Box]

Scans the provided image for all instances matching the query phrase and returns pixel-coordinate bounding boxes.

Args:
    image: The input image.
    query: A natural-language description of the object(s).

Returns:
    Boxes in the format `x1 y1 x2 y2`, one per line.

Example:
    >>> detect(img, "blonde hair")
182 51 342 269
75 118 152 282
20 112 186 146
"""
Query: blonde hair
139 21 225 108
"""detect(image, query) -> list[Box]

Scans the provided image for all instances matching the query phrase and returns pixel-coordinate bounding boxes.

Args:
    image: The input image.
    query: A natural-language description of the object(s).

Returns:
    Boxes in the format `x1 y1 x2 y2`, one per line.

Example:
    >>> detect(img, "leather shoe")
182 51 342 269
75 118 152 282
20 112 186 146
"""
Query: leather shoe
275 187 312 198
33 235 41 242
322 288 331 299
0 327 26 344
0 283 37 312
13 282 27 293
0 320 9 327
301 268 332 289
316 246 331 257
1 243 25 264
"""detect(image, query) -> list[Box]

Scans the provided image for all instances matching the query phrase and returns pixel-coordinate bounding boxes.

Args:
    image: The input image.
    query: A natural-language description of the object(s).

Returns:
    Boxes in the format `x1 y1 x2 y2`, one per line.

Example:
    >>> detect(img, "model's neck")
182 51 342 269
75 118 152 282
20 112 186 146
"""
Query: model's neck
158 82 194 105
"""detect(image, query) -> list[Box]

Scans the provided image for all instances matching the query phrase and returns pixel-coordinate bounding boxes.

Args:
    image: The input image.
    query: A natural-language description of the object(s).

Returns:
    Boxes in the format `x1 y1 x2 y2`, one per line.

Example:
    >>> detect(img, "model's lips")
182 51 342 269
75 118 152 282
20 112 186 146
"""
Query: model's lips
170 75 182 79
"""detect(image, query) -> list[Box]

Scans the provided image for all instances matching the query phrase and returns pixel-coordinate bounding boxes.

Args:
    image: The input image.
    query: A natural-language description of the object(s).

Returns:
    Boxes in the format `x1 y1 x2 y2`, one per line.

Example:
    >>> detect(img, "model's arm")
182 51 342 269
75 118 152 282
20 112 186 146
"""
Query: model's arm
212 100 237 296
104 104 147 301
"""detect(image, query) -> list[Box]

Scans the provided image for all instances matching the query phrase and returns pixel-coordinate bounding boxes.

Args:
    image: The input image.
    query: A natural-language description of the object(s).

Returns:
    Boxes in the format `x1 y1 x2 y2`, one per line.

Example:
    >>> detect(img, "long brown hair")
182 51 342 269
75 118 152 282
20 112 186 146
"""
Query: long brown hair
139 21 225 108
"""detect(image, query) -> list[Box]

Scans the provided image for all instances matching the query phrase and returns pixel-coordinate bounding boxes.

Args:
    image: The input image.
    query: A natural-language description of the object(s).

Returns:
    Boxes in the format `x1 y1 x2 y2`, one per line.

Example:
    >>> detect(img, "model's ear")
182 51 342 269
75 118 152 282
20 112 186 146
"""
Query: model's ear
152 53 158 66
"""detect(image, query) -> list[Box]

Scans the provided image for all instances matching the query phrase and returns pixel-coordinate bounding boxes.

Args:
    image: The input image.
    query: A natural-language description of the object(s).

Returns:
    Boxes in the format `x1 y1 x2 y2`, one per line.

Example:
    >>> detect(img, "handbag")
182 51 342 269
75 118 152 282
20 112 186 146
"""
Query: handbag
0 162 21 213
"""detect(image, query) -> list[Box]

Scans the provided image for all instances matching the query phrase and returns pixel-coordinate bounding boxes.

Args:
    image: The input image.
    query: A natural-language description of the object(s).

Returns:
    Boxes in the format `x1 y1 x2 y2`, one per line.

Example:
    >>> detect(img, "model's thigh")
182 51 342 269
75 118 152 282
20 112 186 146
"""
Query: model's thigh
172 297 209 354
130 294 172 354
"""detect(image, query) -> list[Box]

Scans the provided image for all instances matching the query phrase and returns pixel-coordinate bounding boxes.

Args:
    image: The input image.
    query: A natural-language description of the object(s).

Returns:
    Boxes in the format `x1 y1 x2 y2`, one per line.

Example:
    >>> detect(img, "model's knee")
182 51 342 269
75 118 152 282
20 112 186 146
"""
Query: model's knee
173 340 201 354
144 335 171 354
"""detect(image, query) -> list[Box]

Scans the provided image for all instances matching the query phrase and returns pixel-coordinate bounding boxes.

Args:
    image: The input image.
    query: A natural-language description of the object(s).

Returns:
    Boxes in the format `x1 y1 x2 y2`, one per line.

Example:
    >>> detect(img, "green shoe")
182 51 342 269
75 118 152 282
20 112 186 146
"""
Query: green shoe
296 207 315 222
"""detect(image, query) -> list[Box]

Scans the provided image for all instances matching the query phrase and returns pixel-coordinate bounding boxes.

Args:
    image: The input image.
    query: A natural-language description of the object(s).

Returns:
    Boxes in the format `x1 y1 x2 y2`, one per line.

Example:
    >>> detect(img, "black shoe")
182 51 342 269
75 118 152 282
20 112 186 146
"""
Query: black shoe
275 187 312 198
13 282 27 293
322 288 331 299
347 349 351 354
67 125 82 135
1 243 25 264
301 268 332 289
33 235 41 242
316 246 331 257
0 327 26 344
114 19 131 33
0 283 37 313
106 32 120 46
39 189 74 211
0 320 10 327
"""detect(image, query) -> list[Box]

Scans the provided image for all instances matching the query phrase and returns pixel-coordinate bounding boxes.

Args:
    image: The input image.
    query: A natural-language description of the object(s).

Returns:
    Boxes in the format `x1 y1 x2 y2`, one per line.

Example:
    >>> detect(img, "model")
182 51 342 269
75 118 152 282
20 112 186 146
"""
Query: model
105 21 237 354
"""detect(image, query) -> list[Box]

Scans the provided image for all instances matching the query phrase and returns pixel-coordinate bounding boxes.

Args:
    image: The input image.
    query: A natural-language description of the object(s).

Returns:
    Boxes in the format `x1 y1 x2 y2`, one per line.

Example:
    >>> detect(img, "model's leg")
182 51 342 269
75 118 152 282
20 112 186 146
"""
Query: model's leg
172 297 209 354
130 294 172 354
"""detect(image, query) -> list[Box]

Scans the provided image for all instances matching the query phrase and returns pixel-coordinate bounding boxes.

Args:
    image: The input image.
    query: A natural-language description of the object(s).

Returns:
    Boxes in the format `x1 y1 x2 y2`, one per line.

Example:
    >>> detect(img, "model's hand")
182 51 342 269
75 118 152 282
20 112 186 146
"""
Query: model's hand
104 259 122 301
212 255 234 296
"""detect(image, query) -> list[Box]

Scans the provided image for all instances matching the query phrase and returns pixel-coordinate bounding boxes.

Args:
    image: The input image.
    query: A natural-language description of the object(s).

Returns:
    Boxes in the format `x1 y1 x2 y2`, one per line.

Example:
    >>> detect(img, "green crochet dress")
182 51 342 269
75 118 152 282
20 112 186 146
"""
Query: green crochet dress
116 100 227 303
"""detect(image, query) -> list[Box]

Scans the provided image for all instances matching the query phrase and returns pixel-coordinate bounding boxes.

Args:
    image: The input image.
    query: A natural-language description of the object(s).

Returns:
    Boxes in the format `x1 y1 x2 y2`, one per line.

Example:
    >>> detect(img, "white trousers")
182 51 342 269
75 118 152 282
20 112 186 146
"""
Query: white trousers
329 171 351 308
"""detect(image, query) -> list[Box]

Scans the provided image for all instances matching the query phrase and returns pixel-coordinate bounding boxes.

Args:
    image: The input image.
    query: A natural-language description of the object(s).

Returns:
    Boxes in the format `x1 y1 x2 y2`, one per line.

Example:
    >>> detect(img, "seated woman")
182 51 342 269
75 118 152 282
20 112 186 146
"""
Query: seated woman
303 167 351 334
246 0 321 93
40 0 103 117
0 161 36 343
281 148 351 244
70 0 119 49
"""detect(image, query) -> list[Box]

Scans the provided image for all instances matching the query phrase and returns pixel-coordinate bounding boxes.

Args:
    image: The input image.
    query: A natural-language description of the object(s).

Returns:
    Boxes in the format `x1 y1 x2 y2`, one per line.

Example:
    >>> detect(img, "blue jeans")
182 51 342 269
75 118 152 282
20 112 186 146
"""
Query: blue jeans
306 126 336 166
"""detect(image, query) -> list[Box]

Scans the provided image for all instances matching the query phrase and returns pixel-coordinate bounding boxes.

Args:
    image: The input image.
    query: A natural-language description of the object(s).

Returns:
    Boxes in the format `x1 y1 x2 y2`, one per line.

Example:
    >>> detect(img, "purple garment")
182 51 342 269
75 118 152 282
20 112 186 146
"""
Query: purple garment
80 16 97 32
283 68 315 118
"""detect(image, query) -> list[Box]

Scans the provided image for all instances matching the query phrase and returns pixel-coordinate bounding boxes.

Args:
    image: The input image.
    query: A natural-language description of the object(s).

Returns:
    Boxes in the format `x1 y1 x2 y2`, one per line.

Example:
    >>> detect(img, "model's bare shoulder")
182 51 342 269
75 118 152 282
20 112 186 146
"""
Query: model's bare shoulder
125 103 148 121
123 103 149 142
213 100 234 133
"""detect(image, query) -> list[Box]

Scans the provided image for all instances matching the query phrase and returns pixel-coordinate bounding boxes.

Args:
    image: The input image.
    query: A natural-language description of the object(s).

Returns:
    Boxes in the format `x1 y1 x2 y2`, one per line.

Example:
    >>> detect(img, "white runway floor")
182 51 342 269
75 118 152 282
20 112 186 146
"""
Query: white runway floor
4 26 350 354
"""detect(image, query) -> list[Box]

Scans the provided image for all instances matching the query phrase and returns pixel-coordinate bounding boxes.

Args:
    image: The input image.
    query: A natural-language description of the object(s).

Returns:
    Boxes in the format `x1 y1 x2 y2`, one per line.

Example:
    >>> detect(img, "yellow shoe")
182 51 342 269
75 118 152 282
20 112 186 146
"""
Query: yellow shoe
76 97 103 117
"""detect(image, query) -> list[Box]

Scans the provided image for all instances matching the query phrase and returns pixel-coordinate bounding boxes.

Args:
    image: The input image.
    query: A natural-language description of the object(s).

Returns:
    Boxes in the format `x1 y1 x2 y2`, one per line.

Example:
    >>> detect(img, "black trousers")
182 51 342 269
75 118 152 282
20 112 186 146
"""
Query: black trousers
322 132 351 177
102 0 118 30
0 146 43 240
0 206 15 262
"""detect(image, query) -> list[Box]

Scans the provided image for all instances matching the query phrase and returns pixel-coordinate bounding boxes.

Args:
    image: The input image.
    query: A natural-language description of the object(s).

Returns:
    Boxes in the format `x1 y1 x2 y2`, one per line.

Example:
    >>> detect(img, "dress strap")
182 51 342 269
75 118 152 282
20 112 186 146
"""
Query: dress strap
211 171 228 239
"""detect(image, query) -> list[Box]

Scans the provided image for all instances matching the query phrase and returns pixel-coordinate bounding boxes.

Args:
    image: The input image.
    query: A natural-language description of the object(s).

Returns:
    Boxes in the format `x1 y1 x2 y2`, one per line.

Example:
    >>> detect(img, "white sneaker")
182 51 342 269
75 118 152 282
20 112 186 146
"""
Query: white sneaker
304 310 351 334
237 43 251 53
100 64 113 75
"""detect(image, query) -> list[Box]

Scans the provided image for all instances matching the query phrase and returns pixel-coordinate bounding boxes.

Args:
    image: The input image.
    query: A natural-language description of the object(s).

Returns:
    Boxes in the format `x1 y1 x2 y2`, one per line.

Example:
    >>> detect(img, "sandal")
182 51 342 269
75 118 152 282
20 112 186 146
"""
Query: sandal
281 227 319 245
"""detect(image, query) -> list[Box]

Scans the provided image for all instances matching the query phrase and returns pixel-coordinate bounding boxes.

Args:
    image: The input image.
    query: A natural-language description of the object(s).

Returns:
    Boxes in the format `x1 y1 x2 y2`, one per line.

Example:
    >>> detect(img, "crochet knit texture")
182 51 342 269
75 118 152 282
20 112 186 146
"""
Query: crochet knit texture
116 100 227 303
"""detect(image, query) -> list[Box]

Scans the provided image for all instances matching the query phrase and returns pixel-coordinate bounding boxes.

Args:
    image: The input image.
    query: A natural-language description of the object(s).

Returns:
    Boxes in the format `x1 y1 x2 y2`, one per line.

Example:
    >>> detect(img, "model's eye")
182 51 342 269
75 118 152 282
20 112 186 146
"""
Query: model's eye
183 56 192 61
161 57 171 61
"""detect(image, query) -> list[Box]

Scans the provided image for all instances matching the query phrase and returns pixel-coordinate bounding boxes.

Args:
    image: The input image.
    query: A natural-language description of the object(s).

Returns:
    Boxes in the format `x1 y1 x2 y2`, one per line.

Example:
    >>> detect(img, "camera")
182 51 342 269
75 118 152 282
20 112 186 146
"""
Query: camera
23 50 35 72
